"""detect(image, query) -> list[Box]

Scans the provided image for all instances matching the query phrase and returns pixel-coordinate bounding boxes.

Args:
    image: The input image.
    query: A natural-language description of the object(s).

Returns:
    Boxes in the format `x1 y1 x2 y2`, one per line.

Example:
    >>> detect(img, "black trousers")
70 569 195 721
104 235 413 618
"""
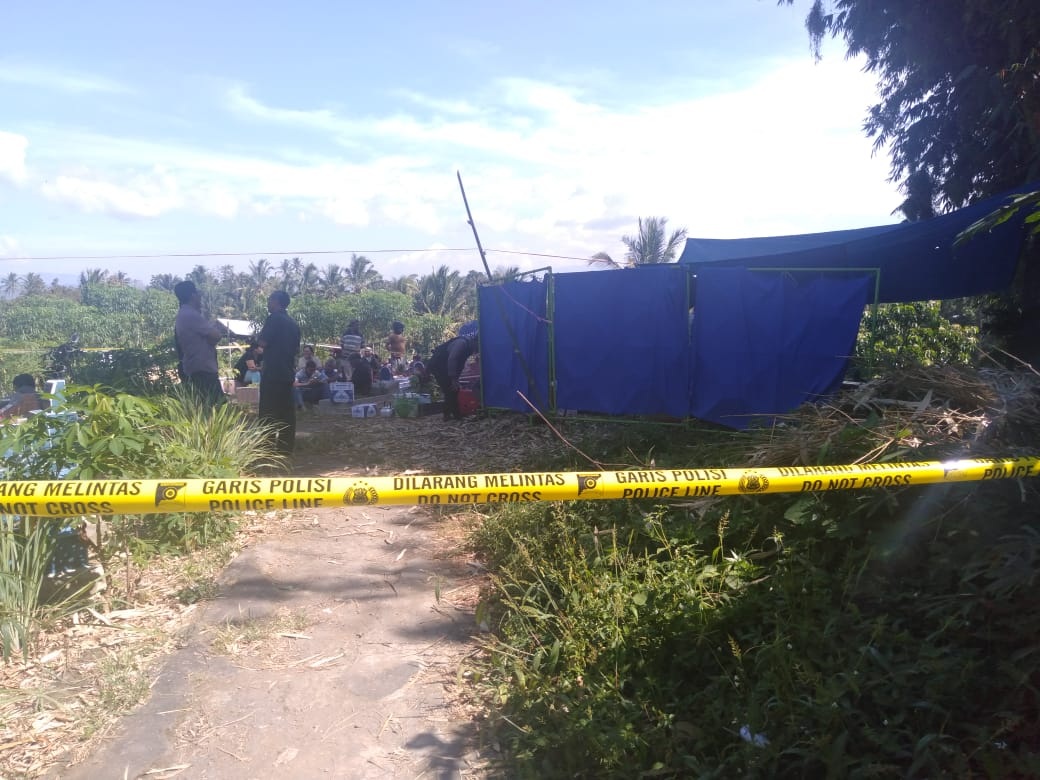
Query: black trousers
187 371 226 405
431 369 461 420
259 376 296 456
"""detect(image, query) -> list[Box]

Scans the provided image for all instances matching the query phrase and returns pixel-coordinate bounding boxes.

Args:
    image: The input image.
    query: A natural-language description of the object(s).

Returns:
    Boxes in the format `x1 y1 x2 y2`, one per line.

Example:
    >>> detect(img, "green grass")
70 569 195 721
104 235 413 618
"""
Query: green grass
466 419 1040 778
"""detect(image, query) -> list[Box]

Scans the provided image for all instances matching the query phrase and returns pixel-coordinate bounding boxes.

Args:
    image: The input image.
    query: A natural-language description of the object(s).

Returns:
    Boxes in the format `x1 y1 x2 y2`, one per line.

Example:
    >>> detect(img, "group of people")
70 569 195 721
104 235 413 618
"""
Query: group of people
172 280 480 461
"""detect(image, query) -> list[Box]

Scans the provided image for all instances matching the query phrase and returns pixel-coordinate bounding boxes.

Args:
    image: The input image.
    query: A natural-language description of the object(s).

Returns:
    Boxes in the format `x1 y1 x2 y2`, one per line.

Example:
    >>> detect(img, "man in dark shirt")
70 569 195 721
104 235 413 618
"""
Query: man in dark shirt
173 280 229 404
258 290 301 459
427 332 479 421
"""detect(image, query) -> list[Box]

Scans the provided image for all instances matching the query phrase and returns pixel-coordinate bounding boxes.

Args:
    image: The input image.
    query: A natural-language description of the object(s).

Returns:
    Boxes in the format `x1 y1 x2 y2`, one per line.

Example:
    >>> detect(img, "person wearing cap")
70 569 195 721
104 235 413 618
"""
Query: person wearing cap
173 280 230 405
0 374 45 421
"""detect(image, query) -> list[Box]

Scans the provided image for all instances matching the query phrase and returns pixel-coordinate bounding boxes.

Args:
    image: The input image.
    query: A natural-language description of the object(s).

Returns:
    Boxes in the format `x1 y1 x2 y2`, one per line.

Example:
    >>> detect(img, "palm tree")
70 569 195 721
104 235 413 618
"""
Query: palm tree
386 274 419 297
149 273 180 291
588 216 688 269
248 258 272 293
188 264 214 288
344 253 382 293
277 258 300 295
79 267 109 286
21 272 46 296
2 272 20 298
415 265 466 317
108 271 131 286
490 265 523 283
319 264 346 298
298 262 321 297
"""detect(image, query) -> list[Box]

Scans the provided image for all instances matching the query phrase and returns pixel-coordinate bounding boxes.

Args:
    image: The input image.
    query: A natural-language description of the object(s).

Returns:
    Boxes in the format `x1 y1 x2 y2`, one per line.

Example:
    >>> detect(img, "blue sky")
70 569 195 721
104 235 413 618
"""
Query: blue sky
0 0 901 285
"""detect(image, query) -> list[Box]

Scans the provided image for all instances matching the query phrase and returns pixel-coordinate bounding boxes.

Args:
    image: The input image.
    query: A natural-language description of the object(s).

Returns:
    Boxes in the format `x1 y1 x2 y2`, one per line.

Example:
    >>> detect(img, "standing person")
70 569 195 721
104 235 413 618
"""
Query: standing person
258 290 301 458
385 321 406 373
427 332 479 421
340 320 364 361
173 280 230 404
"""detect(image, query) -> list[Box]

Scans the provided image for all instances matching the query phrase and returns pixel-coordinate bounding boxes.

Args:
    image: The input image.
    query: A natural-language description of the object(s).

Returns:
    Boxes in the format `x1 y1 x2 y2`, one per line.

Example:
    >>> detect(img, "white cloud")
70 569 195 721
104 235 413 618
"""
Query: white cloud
41 167 183 218
0 62 132 94
12 47 898 278
0 131 28 184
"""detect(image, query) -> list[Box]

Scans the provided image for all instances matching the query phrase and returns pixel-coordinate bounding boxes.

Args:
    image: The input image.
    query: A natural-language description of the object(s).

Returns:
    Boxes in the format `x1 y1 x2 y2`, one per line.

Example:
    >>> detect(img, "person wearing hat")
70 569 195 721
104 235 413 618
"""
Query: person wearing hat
0 373 45 420
173 280 230 404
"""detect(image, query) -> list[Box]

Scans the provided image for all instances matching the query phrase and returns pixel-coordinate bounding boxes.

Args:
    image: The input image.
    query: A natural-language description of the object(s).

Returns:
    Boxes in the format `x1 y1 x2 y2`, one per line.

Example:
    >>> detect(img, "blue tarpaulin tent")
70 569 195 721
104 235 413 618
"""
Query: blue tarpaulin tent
478 182 1038 427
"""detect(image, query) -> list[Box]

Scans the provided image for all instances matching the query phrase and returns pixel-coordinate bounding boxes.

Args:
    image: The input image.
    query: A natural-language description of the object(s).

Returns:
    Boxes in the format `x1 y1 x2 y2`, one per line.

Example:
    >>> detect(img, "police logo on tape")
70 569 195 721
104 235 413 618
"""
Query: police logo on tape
343 483 378 505
738 471 769 493
155 482 187 506
576 474 600 495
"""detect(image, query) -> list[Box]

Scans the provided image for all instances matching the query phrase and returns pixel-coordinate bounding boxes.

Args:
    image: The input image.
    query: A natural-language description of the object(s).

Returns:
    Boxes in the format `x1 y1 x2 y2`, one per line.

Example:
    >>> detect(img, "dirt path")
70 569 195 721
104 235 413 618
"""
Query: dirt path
49 486 488 778
32 411 587 779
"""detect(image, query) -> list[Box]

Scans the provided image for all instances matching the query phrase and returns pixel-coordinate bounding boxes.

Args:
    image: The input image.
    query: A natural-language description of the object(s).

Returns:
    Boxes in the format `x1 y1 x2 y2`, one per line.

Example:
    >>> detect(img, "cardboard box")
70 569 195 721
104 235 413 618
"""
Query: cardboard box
352 403 377 418
329 382 354 404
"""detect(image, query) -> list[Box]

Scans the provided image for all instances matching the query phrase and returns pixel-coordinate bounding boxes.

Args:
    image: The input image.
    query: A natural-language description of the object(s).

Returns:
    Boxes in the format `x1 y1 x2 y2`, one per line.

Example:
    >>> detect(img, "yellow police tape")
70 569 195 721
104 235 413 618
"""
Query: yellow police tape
0 456 1037 518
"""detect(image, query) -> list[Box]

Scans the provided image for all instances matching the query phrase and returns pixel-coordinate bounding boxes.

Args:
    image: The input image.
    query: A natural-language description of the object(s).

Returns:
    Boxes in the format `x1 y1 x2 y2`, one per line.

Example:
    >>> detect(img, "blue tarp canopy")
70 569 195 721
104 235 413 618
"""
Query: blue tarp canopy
678 182 1039 303
478 182 1038 426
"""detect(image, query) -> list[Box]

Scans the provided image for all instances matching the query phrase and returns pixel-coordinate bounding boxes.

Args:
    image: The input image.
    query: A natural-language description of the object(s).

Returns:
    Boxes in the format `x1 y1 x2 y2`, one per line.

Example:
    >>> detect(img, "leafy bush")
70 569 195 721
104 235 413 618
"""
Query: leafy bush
0 385 284 650
854 302 980 377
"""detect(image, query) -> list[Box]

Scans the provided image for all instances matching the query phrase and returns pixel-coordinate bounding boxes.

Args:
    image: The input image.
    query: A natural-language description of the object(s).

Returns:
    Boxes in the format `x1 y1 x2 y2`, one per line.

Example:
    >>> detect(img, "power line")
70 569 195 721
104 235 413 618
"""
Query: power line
3 247 595 264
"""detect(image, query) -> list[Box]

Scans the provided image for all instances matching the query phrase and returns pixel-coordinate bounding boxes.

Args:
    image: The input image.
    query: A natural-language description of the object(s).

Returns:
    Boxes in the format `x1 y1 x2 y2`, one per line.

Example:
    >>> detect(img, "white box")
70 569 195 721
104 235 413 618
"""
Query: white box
351 403 377 418
329 382 354 404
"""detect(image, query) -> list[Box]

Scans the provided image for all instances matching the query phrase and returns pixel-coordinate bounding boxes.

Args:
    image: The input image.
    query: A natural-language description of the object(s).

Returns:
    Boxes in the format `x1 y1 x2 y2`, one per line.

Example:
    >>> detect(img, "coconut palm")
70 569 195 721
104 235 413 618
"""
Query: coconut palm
298 262 321 297
344 253 382 293
2 272 20 298
317 264 346 299
385 274 419 297
21 273 46 296
149 273 180 292
588 216 688 269
416 265 466 317
79 267 109 287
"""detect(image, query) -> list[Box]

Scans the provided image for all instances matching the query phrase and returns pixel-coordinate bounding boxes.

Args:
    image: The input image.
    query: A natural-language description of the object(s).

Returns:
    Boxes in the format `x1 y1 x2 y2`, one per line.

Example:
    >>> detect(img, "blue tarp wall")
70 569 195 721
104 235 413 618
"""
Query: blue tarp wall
479 265 871 428
478 182 1038 428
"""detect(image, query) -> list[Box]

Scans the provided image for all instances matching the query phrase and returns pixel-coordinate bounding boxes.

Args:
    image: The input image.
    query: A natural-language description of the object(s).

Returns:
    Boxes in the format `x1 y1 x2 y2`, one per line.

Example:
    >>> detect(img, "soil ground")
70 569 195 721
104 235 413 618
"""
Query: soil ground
38 409 533 780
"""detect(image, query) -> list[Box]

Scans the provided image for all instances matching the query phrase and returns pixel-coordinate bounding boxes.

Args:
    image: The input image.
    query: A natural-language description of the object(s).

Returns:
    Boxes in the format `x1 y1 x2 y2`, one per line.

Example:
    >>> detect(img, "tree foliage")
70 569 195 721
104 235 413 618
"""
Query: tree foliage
782 0 1040 212
589 217 688 269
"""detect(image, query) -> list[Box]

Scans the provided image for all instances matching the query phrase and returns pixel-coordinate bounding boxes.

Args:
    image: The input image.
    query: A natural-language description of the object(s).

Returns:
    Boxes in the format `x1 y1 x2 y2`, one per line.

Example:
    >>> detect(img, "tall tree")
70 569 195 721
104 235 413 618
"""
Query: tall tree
415 265 466 317
319 264 347 298
79 268 109 287
21 272 46 296
344 253 382 293
588 217 688 268
298 262 321 297
149 273 180 292
2 272 20 298
386 273 419 297
781 1 1040 212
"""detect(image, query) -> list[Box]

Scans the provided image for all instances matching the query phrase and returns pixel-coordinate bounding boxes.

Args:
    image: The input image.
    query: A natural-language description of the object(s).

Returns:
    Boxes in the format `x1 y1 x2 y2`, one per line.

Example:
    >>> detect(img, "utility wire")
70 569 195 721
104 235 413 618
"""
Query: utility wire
5 247 594 263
